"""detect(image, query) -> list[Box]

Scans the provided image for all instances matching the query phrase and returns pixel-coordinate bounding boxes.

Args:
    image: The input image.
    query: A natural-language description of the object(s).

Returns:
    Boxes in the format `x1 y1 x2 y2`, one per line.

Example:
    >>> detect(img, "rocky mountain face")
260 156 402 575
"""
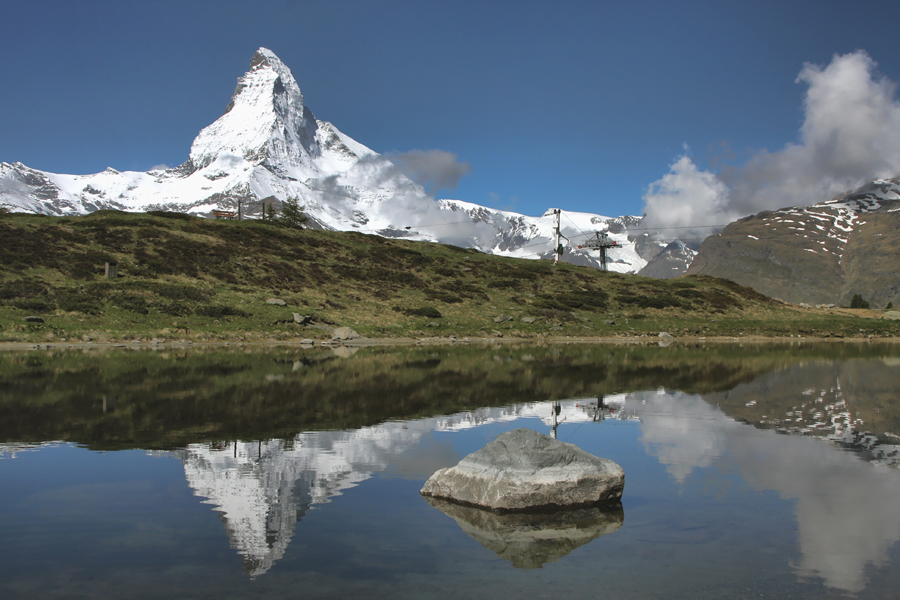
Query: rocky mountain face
636 240 697 279
0 48 651 273
686 178 900 306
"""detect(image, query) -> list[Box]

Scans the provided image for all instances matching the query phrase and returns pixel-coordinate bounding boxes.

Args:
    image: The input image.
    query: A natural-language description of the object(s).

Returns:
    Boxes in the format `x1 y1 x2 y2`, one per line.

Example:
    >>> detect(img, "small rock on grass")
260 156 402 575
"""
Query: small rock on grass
331 327 361 340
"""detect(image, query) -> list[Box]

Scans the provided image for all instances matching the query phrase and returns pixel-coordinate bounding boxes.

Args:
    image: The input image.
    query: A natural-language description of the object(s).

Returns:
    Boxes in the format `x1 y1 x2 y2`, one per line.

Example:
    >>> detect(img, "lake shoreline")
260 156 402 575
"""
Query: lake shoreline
3 333 897 353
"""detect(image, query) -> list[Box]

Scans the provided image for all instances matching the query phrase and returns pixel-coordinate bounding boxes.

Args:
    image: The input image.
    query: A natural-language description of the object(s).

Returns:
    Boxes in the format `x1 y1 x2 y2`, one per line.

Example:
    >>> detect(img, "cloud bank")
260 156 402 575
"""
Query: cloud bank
386 149 472 195
313 149 494 248
643 51 900 240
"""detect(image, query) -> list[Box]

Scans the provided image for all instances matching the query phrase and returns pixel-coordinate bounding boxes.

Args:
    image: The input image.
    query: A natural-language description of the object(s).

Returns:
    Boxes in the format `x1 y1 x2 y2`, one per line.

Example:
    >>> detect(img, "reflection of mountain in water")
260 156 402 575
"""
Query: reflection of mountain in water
424 497 624 569
0 441 62 459
166 399 617 577
708 358 900 466
11 355 900 592
619 359 900 593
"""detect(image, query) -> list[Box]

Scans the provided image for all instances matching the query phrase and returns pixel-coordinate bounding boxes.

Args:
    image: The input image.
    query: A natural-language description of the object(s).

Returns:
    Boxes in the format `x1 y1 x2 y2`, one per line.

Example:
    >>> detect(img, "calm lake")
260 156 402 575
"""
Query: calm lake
1 342 899 599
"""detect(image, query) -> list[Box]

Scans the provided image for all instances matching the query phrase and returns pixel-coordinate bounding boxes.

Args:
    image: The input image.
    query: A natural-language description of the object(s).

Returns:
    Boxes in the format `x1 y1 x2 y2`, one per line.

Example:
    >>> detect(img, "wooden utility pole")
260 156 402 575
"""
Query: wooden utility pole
552 209 564 266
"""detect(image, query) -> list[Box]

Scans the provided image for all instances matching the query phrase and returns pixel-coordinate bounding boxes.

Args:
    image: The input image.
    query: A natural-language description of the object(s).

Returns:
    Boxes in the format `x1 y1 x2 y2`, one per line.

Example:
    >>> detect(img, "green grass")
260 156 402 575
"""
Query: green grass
1 210 898 343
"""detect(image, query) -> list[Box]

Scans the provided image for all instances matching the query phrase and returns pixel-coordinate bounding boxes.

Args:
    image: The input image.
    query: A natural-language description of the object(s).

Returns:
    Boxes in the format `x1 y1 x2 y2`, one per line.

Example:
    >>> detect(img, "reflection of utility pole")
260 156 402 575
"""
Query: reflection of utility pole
551 400 562 439
593 394 605 422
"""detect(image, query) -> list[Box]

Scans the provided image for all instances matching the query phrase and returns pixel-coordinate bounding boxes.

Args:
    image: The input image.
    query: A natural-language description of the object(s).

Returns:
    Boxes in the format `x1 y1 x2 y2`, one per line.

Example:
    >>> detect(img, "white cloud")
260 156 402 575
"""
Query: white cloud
641 155 737 240
643 51 900 238
386 149 471 195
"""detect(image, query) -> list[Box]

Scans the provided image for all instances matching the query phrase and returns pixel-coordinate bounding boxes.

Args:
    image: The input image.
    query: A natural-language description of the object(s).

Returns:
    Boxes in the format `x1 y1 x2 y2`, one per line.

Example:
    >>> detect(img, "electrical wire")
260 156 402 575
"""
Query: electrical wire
344 210 850 261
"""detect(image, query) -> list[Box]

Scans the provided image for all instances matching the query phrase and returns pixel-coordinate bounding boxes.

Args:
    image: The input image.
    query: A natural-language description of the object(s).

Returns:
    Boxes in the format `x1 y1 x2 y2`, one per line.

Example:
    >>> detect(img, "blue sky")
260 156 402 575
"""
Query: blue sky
3 0 900 221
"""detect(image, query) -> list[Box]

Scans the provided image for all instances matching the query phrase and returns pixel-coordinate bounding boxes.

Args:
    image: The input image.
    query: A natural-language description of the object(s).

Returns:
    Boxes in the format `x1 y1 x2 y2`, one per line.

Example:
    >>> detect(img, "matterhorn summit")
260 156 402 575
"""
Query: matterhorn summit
186 48 374 183
0 47 651 272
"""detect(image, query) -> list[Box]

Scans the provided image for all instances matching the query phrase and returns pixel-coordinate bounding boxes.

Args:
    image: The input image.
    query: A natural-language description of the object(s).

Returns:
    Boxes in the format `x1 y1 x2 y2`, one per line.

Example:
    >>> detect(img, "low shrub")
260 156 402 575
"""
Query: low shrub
850 294 870 309
0 281 49 299
54 291 103 315
148 211 193 221
196 305 250 318
393 305 442 318
151 283 215 302
10 299 53 312
113 294 150 315
617 293 683 310
488 279 520 289
555 290 609 311
424 289 463 303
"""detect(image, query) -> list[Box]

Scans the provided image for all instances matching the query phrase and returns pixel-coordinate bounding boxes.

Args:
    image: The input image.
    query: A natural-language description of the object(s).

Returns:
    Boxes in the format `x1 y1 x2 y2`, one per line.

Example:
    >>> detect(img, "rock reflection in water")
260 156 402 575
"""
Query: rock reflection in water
424 497 624 569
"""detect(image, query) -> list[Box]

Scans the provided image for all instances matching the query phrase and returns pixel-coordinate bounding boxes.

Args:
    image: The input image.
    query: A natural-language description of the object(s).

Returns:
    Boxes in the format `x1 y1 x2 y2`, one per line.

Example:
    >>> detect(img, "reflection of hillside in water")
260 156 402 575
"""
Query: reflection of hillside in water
707 357 900 465
619 357 900 593
6 350 900 592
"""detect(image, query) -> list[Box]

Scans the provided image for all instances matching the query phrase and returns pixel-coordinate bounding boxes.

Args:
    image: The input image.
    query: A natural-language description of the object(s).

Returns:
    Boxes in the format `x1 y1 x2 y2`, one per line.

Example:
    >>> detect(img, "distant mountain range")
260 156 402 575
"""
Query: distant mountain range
5 47 898 304
0 48 660 274
686 178 900 306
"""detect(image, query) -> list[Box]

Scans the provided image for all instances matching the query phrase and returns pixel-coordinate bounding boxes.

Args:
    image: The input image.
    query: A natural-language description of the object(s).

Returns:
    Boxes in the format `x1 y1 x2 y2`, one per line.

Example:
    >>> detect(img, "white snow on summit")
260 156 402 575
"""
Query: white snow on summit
0 48 650 273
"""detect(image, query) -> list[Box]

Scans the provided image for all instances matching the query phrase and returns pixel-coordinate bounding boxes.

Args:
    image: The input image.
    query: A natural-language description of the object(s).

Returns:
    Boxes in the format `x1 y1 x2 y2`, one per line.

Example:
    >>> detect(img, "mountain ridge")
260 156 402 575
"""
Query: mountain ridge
0 48 654 274
687 177 900 305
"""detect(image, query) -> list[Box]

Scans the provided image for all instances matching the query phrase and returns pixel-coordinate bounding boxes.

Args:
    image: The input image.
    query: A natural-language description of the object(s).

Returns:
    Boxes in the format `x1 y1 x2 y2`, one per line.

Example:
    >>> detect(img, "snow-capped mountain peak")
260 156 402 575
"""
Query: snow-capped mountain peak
0 48 651 273
187 47 360 177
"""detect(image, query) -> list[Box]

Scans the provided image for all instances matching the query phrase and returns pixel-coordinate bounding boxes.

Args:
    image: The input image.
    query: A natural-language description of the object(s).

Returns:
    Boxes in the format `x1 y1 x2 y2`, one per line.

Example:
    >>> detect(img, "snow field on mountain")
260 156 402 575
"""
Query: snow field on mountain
0 48 652 273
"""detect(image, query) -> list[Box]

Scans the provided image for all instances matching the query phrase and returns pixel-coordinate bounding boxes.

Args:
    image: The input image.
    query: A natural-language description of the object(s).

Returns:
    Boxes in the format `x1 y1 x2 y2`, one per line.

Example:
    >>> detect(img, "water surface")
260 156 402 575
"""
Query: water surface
1 343 899 598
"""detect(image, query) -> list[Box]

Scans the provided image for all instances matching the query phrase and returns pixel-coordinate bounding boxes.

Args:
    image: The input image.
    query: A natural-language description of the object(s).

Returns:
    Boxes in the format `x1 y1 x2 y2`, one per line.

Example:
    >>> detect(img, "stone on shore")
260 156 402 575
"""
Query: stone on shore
331 326 361 340
420 428 624 511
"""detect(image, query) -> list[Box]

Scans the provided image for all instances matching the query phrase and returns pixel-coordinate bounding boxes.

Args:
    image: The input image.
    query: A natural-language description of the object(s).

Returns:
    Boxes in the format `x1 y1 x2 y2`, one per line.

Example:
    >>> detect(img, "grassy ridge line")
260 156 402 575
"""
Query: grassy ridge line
0 210 898 343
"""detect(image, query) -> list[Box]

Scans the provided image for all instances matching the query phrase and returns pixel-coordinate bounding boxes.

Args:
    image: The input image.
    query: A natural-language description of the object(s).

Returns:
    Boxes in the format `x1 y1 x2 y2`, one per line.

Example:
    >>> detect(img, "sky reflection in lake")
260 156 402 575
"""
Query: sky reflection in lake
1 344 899 599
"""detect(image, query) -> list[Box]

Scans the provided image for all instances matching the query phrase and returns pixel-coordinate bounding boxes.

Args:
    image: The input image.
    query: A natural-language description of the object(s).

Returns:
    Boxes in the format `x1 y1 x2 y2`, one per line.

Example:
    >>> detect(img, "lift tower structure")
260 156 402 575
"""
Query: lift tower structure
580 232 620 271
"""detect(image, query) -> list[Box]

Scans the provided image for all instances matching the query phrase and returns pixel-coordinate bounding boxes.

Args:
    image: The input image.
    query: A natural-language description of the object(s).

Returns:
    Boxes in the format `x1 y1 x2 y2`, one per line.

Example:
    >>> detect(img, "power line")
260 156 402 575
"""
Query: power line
349 220 483 234
627 224 729 231
560 210 594 240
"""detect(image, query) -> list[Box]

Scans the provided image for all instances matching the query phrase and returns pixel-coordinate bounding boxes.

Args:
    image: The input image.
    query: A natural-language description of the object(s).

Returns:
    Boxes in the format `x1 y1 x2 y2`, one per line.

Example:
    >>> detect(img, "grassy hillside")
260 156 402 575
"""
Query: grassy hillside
687 201 900 307
1 210 898 343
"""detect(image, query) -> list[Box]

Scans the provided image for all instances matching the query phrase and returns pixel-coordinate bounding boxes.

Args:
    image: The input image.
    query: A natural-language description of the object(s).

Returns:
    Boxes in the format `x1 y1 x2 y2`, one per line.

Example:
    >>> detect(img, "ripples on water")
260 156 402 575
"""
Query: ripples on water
0 343 899 598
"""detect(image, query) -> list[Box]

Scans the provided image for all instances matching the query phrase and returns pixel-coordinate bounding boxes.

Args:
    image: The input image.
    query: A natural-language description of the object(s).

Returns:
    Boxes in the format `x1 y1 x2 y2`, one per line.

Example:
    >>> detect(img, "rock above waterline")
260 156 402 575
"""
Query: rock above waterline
420 428 624 511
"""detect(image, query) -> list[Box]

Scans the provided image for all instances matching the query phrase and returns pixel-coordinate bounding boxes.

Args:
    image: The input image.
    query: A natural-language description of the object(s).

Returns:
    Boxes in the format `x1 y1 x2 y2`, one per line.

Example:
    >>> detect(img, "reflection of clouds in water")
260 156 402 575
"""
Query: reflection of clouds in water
624 390 739 483
729 431 900 592
627 388 900 593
